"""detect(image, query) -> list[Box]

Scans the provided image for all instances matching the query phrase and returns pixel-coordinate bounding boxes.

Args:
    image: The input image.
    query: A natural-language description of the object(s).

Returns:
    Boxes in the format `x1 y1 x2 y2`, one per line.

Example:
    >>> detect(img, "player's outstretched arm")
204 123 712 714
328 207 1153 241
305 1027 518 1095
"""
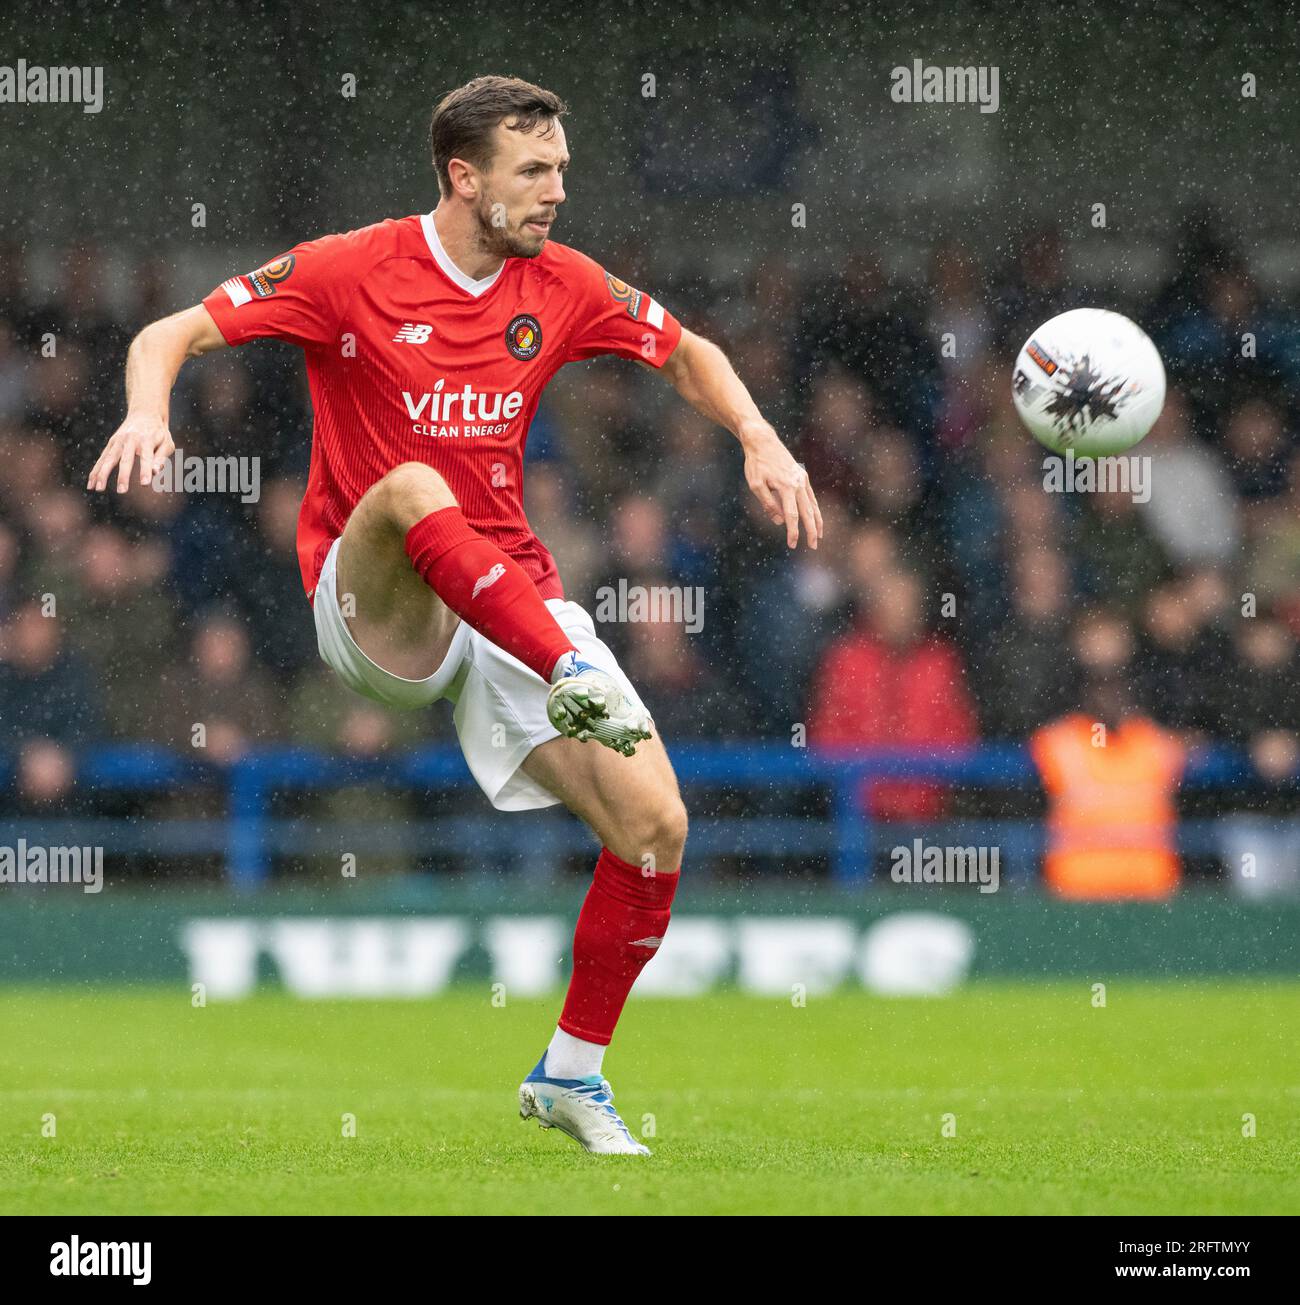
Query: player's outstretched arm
87 304 228 493
652 327 823 550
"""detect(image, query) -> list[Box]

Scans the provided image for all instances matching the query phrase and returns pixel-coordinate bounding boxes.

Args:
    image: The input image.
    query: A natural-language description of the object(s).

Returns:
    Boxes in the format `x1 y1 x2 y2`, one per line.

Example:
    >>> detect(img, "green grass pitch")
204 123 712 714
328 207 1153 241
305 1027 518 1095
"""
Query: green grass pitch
1 982 1296 1215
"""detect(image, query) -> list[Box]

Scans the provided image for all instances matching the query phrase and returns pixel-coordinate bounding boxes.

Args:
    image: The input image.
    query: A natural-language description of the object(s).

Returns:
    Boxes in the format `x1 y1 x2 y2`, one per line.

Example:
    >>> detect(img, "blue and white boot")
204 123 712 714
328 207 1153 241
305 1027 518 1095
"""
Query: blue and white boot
518 1053 652 1155
547 653 652 758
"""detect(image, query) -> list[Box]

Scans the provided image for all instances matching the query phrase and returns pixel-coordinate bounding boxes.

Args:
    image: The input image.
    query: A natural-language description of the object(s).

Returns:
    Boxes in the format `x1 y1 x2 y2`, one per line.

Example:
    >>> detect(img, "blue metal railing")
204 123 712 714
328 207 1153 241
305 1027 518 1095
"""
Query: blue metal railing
0 741 1266 890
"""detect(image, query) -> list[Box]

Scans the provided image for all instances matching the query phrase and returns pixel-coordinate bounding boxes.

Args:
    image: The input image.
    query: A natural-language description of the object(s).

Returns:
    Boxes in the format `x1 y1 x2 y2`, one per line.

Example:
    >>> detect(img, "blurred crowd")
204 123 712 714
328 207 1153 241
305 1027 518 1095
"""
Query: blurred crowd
1 209 1298 849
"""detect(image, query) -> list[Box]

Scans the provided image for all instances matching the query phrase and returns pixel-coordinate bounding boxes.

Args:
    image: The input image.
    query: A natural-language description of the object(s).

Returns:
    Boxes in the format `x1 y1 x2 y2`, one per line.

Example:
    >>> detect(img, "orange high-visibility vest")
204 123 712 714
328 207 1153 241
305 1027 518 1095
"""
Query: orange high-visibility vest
1029 714 1187 900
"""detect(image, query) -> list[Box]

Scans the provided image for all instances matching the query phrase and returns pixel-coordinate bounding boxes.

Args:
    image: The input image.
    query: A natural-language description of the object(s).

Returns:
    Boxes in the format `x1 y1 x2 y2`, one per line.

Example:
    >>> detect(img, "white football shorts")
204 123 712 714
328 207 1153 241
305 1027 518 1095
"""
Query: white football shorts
312 535 650 811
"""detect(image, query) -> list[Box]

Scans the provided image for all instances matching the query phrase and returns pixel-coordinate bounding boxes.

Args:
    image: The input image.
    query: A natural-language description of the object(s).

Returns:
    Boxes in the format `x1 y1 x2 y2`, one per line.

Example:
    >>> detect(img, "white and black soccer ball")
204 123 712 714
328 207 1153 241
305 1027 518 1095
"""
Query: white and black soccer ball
1011 308 1166 457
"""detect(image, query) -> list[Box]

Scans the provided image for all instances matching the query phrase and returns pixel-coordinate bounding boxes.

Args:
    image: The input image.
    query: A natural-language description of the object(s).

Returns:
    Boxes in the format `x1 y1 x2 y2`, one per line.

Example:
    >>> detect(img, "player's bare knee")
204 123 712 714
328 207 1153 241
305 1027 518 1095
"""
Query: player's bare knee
375 461 457 528
624 792 688 871
665 794 689 849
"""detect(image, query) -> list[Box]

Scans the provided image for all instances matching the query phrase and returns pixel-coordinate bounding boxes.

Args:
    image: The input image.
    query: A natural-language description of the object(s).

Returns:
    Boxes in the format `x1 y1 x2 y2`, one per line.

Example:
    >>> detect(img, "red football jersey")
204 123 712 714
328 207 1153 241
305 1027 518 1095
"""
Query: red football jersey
201 213 683 602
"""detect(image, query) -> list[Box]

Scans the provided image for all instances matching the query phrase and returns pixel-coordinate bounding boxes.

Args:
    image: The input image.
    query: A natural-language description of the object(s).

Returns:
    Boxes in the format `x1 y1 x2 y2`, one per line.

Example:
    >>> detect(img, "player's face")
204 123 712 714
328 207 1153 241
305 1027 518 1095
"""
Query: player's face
473 118 569 259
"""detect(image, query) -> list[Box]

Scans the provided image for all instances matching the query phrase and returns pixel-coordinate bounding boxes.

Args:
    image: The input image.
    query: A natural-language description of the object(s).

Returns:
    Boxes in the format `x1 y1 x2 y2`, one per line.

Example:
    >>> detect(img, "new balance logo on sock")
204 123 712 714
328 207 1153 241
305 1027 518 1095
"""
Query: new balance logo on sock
630 936 663 949
472 563 507 598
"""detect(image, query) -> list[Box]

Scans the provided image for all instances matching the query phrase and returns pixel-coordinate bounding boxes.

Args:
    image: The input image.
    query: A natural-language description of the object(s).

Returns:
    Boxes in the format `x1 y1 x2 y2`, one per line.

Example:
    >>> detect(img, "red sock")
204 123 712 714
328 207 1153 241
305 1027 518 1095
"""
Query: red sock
405 507 576 682
558 847 681 1046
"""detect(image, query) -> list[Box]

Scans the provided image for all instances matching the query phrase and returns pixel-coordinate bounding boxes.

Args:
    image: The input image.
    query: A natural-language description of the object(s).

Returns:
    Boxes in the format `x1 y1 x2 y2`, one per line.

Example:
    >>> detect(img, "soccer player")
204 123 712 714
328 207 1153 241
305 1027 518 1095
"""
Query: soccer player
88 75 822 1154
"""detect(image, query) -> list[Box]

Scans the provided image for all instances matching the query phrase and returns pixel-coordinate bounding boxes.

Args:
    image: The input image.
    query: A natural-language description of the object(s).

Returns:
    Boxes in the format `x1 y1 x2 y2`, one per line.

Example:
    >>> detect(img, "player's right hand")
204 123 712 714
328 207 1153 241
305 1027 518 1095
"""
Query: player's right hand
87 413 176 493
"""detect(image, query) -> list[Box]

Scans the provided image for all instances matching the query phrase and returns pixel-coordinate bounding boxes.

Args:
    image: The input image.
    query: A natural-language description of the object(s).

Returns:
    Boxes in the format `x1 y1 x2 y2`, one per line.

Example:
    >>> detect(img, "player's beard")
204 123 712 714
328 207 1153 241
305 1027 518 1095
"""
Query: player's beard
473 190 551 260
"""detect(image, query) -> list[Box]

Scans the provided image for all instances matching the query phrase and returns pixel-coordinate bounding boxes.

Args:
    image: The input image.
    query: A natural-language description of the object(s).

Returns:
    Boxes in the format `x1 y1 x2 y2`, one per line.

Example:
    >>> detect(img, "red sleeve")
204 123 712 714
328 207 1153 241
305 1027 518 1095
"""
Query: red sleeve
563 248 683 369
201 231 362 350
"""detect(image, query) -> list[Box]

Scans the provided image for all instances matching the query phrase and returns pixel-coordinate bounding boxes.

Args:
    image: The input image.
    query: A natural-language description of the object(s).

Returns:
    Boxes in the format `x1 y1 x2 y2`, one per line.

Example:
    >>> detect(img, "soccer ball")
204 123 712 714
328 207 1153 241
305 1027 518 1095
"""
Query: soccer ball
1011 308 1166 457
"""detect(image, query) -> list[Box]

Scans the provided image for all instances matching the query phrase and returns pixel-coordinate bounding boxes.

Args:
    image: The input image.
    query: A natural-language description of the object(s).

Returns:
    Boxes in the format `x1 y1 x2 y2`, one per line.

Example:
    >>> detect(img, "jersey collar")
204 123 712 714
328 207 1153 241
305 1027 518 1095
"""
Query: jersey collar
420 211 505 298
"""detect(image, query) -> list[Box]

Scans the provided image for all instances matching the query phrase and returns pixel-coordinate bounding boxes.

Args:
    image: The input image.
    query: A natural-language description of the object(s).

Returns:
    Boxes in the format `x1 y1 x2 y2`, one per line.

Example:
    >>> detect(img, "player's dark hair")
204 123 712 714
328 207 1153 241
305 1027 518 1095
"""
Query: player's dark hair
430 76 568 198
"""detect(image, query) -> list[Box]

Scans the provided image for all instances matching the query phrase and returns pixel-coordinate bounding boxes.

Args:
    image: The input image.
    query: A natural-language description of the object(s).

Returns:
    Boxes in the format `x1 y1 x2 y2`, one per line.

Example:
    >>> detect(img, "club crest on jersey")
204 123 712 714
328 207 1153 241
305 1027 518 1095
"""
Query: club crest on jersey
248 253 296 299
505 314 542 361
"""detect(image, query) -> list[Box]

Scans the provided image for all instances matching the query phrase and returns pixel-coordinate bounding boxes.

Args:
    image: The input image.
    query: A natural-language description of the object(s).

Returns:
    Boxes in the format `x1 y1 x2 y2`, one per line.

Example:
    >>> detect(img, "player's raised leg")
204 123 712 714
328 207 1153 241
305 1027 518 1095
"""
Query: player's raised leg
336 460 577 684
333 463 462 679
515 732 686 1155
334 465 636 747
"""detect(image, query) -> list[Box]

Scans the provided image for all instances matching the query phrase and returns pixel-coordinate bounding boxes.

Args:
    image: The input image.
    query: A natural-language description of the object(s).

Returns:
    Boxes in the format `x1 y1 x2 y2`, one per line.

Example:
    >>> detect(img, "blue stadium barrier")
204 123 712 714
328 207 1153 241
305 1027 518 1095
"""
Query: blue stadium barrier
0 741 1268 891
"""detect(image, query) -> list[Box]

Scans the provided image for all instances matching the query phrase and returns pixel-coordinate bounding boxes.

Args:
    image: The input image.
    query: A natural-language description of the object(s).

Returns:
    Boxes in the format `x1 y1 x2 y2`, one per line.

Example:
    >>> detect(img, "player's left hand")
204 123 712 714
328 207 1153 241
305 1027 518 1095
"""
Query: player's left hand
740 421 823 550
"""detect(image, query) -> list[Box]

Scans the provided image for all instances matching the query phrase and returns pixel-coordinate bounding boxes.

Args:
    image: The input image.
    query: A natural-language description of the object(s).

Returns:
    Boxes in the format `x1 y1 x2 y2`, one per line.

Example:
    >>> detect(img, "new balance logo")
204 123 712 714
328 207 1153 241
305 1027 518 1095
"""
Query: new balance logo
472 563 507 598
630 936 663 949
393 323 433 344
